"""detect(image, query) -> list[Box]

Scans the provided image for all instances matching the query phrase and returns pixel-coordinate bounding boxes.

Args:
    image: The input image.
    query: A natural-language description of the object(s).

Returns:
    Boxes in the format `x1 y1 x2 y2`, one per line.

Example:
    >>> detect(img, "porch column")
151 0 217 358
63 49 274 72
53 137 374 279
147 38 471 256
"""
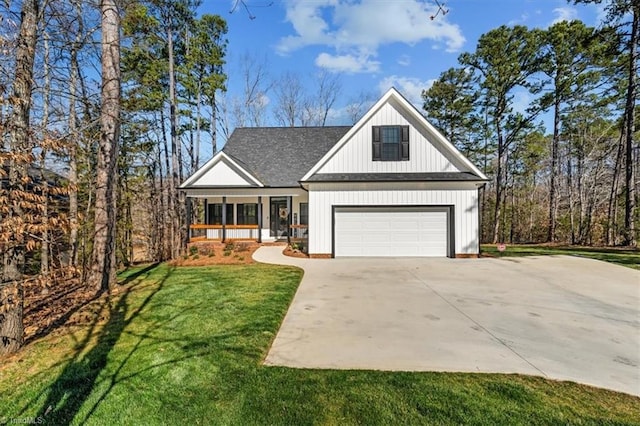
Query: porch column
204 199 208 224
257 196 262 243
287 196 292 245
185 196 192 244
222 196 227 242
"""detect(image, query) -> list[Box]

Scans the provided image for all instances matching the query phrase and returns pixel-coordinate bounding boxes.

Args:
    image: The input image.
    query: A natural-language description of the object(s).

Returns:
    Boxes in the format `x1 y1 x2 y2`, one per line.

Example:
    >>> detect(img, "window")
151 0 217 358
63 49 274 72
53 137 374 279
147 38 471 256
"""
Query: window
372 125 409 161
299 203 308 225
208 203 234 225
237 203 258 225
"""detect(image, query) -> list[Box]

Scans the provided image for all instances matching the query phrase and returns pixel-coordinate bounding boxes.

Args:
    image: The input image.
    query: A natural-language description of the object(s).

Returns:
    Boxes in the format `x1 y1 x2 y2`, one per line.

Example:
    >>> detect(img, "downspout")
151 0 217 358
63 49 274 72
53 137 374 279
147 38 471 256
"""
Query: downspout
478 183 486 257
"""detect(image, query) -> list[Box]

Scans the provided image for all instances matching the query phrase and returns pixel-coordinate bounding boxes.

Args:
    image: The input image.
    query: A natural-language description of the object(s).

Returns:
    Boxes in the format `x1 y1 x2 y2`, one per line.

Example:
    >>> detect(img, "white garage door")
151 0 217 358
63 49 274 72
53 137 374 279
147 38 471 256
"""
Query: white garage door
334 207 449 257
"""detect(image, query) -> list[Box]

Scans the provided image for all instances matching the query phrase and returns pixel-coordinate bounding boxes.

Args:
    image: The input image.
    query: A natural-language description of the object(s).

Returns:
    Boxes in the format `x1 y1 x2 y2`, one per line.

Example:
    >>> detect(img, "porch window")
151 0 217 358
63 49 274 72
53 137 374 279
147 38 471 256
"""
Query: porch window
299 203 308 225
237 203 258 225
372 125 409 161
208 203 234 225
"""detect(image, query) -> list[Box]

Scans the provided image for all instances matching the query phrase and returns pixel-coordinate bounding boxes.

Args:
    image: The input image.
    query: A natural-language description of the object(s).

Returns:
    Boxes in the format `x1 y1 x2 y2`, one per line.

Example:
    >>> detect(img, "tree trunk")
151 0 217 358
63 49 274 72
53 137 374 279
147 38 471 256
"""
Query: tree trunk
67 0 83 268
548 95 561 242
211 91 217 155
492 122 504 243
607 133 624 245
160 108 174 260
623 5 638 246
1 0 40 356
89 0 120 293
195 79 202 169
40 32 51 277
168 25 183 258
568 155 576 245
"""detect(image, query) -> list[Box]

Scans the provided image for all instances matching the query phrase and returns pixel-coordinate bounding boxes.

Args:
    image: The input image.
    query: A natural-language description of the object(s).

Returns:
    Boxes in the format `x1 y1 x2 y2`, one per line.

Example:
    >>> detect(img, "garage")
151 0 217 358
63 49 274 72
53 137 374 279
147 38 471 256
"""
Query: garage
333 206 451 257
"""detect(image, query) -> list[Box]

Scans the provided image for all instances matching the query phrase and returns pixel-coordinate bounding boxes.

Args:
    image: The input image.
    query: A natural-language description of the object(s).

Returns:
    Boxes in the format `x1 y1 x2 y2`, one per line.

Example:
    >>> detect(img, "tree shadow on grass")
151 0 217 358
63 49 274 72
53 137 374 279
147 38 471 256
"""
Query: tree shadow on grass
25 263 170 425
24 263 161 347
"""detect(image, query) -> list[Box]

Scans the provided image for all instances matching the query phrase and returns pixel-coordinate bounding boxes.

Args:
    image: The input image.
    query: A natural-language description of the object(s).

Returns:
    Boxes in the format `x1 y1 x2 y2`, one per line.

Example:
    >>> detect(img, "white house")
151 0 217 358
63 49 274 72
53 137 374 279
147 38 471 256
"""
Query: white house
179 88 488 258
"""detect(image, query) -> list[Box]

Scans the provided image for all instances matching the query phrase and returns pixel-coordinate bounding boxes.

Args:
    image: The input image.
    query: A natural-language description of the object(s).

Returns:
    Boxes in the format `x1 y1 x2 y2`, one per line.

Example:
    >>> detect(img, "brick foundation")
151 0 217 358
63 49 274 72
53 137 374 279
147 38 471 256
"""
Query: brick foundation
309 253 332 259
455 253 479 259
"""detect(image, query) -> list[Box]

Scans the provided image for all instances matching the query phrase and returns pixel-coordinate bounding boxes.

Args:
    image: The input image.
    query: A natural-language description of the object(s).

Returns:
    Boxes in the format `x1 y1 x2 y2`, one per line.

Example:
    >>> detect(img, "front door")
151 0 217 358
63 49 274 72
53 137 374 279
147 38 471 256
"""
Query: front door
270 197 289 238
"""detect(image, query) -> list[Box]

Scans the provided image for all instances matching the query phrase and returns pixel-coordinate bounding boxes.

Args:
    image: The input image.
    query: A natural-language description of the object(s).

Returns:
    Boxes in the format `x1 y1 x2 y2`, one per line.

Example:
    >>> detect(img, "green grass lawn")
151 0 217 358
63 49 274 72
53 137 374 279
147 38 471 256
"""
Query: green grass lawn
481 244 640 270
1 263 638 425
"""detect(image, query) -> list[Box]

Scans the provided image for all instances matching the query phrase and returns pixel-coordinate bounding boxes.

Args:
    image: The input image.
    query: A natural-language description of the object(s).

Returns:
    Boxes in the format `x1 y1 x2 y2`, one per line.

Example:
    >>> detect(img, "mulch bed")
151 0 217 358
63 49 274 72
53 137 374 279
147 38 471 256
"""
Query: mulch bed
283 246 309 258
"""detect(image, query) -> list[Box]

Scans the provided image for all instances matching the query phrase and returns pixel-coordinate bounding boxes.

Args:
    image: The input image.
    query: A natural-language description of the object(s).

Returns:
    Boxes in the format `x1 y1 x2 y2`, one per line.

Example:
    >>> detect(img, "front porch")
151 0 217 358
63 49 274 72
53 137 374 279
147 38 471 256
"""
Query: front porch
184 188 309 249
188 223 308 243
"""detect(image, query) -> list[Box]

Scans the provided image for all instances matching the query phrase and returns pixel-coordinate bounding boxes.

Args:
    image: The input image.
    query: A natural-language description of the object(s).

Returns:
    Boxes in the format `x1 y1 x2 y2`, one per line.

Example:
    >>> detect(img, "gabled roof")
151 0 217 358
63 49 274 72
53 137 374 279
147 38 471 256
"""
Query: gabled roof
221 126 351 187
179 151 264 188
301 87 489 182
180 88 488 190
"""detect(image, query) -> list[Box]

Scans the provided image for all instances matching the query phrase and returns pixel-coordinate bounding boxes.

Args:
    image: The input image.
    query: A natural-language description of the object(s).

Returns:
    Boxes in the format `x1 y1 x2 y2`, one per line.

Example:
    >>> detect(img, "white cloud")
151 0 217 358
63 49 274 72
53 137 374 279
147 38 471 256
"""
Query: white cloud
278 0 465 73
315 52 380 74
378 75 435 106
397 55 411 67
508 13 529 26
550 7 578 25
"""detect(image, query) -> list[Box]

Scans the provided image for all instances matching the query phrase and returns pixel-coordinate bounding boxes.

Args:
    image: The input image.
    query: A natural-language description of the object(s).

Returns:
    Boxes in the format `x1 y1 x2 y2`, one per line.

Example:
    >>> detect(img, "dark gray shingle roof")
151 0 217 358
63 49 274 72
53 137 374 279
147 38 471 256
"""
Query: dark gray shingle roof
223 126 351 187
304 172 485 182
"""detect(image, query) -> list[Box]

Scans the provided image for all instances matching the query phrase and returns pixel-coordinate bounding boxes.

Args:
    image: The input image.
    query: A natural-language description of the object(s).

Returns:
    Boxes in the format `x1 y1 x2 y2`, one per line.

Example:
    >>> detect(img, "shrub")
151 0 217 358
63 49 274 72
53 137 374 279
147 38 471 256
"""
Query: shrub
189 245 198 256
235 242 249 252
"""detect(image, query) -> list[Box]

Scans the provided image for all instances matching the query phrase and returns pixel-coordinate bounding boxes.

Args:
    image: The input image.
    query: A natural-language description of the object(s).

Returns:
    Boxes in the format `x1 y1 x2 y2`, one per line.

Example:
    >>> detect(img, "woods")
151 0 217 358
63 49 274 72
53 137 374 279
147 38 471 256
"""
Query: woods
0 0 637 357
423 1 638 246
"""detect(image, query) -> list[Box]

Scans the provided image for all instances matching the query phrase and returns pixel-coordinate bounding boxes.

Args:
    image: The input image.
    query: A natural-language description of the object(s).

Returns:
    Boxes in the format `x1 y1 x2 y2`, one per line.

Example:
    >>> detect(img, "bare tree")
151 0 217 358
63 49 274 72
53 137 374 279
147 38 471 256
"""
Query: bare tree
232 52 271 128
345 90 377 125
273 71 305 126
306 70 341 126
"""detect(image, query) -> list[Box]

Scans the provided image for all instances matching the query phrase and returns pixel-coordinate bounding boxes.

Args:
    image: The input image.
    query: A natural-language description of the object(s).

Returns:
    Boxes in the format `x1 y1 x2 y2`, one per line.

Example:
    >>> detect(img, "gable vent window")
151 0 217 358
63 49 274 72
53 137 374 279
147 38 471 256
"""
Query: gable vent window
372 125 409 161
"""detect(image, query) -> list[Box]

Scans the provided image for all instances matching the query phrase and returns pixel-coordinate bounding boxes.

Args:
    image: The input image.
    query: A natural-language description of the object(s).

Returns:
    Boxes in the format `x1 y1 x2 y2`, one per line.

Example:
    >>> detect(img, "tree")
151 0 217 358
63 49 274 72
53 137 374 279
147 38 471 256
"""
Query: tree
231 52 272 128
183 14 227 159
89 0 121 293
345 91 377 124
538 20 604 242
460 25 546 243
574 0 639 246
305 70 341 126
0 0 40 356
422 67 480 159
273 71 305 126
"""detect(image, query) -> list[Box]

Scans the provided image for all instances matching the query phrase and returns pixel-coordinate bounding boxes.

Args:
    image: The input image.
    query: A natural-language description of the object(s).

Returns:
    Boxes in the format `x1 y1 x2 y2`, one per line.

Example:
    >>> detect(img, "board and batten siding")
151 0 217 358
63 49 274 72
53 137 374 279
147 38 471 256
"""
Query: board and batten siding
307 183 479 256
315 101 463 174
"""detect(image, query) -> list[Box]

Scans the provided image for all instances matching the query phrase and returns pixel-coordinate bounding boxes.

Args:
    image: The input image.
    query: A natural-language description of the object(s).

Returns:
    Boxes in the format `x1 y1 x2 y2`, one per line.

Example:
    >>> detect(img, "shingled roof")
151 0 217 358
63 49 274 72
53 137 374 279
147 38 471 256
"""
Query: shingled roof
222 126 351 187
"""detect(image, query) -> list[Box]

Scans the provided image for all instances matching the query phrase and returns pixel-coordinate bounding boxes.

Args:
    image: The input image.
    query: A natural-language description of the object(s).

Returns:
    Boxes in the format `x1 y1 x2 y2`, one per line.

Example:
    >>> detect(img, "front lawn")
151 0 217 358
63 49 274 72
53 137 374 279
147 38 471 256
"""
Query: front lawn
482 244 640 270
0 263 638 425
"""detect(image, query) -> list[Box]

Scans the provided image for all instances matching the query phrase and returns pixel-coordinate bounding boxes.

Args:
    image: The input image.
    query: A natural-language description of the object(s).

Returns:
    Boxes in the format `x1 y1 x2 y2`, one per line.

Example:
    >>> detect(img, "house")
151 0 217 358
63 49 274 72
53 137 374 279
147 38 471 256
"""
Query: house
179 88 488 258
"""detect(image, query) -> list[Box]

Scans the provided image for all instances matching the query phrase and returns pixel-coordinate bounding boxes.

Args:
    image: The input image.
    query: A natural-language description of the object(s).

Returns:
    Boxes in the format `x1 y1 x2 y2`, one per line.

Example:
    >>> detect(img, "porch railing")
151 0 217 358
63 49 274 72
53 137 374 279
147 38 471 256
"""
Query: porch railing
189 224 260 241
289 224 308 239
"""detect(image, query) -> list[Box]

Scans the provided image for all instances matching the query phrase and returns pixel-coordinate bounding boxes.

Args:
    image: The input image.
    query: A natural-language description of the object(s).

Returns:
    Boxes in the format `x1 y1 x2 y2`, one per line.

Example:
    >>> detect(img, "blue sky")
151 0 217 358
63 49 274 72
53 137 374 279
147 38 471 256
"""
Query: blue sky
201 0 605 130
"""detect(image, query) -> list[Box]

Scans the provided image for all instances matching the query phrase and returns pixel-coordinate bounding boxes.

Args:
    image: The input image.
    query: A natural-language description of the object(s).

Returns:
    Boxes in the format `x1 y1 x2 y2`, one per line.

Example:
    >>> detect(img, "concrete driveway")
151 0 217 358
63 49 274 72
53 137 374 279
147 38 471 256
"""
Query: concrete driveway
253 247 640 396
